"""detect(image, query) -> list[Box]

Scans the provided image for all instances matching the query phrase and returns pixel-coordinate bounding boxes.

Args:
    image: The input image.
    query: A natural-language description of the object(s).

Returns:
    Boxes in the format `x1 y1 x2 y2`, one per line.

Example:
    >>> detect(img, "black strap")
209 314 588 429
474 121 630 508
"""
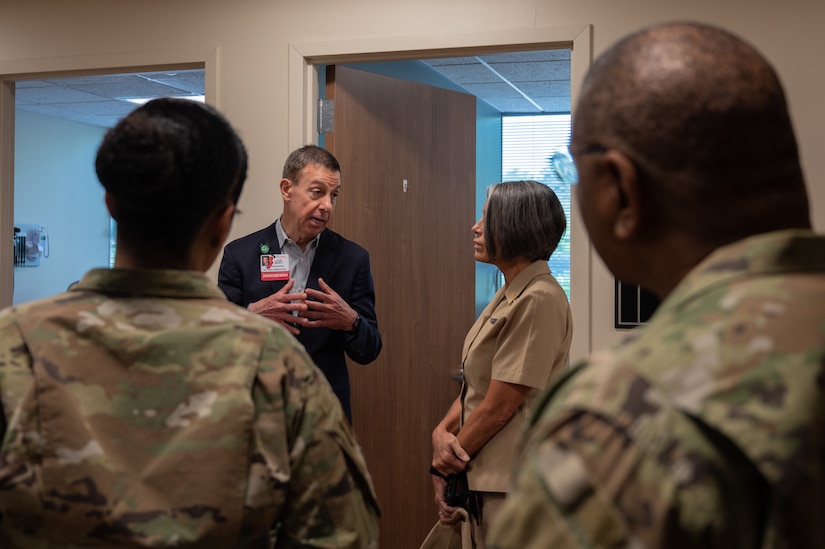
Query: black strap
429 465 447 479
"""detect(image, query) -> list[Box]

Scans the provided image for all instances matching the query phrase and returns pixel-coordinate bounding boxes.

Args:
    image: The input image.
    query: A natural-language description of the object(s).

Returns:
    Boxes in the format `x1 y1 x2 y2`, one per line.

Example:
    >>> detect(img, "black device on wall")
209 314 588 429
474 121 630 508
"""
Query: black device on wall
13 227 25 266
615 278 660 329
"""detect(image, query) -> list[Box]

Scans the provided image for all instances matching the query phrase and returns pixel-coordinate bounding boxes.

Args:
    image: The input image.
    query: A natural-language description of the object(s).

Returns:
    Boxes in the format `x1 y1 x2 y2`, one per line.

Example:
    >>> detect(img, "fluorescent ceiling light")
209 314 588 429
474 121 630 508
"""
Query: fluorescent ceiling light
120 95 205 105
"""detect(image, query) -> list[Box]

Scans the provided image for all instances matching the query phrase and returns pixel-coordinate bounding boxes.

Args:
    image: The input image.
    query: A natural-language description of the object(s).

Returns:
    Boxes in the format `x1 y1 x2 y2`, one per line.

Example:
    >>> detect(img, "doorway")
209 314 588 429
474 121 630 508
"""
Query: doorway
0 46 218 306
292 26 592 547
325 64 477 546
288 24 593 362
329 52 573 318
10 69 205 304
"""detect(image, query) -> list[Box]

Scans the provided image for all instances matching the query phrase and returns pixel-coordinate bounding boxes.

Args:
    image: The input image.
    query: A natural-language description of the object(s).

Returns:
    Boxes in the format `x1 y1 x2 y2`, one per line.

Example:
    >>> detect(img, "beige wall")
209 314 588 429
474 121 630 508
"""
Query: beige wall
2 0 823 358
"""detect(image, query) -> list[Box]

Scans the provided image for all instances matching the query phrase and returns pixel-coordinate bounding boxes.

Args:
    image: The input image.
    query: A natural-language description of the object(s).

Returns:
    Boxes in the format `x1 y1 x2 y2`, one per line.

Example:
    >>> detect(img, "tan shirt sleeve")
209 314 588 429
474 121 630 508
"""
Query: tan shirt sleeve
490 281 571 389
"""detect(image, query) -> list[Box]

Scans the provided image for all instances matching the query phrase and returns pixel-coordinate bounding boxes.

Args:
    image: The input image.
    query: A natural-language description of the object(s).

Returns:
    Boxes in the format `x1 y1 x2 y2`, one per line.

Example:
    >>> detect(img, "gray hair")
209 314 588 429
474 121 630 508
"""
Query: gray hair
282 144 341 182
484 180 566 262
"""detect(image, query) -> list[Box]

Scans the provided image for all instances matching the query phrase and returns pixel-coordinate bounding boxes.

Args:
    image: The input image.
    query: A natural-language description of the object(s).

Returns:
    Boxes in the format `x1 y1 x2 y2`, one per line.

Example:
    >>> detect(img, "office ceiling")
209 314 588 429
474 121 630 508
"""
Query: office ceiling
14 49 571 128
421 48 570 114
15 70 206 128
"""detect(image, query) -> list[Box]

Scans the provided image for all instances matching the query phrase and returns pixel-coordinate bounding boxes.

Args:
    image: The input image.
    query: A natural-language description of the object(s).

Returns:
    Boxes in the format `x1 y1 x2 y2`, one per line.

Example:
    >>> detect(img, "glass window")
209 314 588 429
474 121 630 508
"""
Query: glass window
109 218 117 268
501 114 571 296
475 113 571 317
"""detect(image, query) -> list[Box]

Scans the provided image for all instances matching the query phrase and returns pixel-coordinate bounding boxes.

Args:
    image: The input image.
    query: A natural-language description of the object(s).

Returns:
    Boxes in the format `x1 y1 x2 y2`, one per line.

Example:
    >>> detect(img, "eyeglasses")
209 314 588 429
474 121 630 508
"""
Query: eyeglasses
551 145 607 185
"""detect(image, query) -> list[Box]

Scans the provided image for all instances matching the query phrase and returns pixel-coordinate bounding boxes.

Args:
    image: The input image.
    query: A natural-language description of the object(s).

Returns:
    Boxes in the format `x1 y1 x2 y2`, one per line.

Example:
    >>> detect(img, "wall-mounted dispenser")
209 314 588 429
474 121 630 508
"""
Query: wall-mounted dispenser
13 223 49 267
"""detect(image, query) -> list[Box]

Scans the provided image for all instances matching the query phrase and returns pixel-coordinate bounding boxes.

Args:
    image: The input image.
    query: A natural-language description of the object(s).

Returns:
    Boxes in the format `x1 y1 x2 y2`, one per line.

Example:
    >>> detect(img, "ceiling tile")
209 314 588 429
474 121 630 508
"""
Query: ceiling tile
481 49 570 63
42 74 143 86
16 80 53 89
63 113 126 127
16 103 76 118
517 80 570 98
139 71 205 94
421 56 480 66
73 79 197 101
487 60 570 82
460 82 527 99
486 97 542 113
16 85 110 105
534 96 571 113
52 100 136 116
431 63 501 85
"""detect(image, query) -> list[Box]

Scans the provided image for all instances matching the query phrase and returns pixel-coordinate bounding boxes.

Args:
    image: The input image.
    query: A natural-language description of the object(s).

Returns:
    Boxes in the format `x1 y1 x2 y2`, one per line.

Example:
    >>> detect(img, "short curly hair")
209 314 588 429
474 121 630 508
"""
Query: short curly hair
96 98 247 255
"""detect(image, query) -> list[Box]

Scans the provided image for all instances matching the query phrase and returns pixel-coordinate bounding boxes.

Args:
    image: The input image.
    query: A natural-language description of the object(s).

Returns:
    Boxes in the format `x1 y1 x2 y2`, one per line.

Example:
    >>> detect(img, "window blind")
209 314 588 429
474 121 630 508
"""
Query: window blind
502 114 572 298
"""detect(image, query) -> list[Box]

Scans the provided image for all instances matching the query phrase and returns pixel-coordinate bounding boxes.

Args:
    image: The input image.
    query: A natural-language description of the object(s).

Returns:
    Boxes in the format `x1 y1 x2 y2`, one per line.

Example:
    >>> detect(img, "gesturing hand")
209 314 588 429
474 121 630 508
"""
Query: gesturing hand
302 278 358 332
247 278 308 335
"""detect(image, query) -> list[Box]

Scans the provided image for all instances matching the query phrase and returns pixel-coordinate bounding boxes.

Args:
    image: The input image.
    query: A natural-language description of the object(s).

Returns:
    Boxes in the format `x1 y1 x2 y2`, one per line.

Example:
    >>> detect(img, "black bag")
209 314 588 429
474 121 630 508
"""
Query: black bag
444 471 478 521
444 471 469 507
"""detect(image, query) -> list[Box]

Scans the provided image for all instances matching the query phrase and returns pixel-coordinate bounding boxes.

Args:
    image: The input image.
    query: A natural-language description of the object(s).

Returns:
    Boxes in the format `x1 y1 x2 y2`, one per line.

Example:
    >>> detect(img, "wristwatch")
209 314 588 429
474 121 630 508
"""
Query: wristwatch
350 315 362 333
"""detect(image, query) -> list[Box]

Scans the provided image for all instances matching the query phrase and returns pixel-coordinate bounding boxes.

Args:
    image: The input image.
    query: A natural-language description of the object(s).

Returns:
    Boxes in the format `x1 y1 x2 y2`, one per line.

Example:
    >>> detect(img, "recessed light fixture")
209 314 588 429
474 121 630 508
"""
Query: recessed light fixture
119 95 205 105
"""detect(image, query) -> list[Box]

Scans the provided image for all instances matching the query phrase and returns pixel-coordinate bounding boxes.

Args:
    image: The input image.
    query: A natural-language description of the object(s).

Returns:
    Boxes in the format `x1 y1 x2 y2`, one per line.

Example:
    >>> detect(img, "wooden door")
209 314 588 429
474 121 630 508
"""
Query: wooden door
326 65 476 547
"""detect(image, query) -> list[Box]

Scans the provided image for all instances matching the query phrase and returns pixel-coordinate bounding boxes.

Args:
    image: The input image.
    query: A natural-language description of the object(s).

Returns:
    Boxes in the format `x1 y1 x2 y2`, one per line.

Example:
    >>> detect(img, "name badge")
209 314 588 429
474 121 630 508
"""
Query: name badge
260 254 289 281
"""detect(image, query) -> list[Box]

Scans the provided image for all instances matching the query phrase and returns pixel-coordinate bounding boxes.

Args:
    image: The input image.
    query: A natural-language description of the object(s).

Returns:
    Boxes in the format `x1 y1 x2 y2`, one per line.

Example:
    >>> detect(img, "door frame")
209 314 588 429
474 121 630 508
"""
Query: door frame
288 24 596 362
0 46 219 307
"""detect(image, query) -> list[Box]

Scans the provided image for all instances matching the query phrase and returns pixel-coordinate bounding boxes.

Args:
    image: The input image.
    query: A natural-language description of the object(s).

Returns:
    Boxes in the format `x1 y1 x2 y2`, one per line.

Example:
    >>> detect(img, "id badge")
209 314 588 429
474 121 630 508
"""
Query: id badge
260 253 289 281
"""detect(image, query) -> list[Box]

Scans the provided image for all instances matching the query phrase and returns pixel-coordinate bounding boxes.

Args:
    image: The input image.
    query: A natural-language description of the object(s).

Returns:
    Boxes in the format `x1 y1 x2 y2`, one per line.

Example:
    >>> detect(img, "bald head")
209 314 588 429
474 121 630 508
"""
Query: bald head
573 22 809 244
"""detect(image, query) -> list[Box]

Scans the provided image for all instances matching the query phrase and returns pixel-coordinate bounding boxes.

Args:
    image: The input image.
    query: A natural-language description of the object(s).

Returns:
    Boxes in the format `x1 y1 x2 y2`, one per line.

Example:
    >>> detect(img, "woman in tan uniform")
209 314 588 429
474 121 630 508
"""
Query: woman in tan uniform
429 180 573 545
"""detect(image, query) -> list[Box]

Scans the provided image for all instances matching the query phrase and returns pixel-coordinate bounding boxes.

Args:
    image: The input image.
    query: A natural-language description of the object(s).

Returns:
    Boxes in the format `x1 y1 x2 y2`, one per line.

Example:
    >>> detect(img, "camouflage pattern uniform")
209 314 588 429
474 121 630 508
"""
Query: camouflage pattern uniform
0 268 380 548
487 230 825 549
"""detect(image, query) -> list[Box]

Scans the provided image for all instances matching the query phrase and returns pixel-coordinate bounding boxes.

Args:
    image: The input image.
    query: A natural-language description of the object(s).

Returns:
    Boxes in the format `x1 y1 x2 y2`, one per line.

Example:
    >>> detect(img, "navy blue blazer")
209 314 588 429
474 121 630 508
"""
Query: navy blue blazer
218 224 382 421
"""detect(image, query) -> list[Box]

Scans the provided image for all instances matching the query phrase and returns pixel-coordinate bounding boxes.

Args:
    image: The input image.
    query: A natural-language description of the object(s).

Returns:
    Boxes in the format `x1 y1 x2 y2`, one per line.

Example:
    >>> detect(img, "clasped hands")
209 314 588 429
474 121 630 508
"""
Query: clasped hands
431 427 470 523
247 277 357 336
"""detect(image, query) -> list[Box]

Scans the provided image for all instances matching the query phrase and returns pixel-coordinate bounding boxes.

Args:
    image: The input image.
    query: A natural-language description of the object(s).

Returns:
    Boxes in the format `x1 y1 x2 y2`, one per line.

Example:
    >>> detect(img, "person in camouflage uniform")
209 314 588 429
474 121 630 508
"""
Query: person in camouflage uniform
487 22 825 549
0 98 380 547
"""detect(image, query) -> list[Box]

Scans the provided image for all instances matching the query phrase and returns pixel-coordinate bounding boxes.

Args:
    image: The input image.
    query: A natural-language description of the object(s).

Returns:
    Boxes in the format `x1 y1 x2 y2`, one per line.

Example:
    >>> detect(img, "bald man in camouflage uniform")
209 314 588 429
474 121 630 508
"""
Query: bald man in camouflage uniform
488 22 825 548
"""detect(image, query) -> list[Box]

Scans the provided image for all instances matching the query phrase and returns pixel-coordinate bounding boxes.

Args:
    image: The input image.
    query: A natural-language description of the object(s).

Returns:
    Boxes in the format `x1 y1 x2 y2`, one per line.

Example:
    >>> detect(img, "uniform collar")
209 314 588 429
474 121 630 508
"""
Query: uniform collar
659 229 824 317
72 268 226 300
501 260 552 305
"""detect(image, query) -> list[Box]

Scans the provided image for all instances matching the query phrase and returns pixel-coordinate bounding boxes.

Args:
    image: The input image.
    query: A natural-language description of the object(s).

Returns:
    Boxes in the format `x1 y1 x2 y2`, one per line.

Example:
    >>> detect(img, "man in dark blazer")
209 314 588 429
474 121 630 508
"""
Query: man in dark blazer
218 145 382 422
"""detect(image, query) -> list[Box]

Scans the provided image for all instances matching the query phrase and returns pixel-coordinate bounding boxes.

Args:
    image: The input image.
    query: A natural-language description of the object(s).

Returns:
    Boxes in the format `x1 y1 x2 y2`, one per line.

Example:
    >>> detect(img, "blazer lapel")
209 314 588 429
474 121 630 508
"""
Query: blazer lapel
306 229 337 291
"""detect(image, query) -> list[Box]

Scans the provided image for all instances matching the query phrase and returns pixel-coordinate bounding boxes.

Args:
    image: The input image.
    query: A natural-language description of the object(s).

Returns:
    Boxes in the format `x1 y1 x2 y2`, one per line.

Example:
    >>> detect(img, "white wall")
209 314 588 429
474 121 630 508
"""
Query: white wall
2 0 823 355
13 110 109 304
